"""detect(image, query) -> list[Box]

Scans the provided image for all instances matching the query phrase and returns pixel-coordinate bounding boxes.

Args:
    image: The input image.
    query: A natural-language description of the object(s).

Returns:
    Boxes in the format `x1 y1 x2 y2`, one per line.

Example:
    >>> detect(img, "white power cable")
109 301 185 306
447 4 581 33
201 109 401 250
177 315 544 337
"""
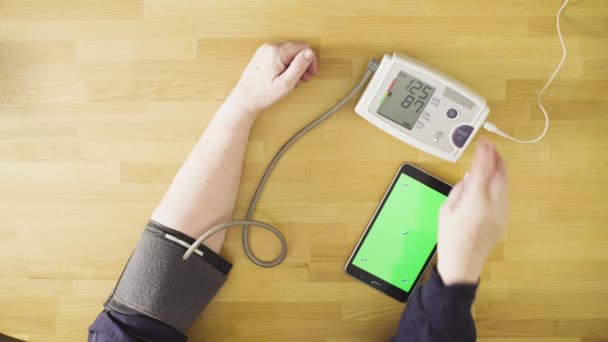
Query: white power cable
483 0 569 143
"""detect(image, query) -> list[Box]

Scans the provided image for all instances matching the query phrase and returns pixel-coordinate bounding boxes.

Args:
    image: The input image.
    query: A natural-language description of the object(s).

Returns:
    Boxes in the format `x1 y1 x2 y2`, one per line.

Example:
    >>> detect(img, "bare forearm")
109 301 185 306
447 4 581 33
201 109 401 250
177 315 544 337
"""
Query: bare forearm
150 42 316 254
151 97 256 253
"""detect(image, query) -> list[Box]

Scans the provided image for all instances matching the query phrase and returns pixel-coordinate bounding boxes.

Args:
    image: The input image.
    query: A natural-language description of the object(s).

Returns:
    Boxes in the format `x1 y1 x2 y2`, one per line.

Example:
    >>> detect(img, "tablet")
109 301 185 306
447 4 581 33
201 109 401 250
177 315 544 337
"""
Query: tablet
344 163 452 302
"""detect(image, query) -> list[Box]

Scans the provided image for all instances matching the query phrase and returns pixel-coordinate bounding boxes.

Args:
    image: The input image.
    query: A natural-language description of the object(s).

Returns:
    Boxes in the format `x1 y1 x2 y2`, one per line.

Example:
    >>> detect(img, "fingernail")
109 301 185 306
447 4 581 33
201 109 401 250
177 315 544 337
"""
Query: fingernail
304 49 314 59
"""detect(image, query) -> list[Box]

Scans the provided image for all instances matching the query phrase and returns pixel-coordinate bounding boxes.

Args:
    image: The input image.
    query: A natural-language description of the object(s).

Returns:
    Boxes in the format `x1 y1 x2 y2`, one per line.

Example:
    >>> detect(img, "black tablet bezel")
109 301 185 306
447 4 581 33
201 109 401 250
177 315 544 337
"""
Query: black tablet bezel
344 163 452 302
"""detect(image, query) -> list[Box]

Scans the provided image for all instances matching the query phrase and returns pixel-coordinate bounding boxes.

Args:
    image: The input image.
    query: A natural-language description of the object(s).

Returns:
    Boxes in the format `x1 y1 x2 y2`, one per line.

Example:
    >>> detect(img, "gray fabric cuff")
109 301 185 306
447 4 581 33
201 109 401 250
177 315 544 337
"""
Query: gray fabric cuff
105 224 229 333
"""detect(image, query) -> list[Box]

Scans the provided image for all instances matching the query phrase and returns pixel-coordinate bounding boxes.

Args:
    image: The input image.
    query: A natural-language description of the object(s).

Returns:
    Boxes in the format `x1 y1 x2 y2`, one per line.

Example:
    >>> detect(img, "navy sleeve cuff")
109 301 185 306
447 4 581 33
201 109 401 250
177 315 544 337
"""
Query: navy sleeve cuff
89 310 187 342
422 267 478 311
392 267 478 342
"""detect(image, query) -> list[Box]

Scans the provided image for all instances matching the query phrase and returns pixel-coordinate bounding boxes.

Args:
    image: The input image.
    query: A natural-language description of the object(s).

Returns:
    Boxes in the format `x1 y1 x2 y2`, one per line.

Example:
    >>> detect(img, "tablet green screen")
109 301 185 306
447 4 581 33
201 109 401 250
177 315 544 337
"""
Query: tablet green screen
352 173 447 292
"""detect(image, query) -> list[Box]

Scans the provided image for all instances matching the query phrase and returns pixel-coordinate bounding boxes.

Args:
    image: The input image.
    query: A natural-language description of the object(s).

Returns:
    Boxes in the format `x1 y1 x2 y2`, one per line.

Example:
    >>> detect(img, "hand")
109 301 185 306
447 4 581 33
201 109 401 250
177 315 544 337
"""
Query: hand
437 139 509 285
228 41 318 118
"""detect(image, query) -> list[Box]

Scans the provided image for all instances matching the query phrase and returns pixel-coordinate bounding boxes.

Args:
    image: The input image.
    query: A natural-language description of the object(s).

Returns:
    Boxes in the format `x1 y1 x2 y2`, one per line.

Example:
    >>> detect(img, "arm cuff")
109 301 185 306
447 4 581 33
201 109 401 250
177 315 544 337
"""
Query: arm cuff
104 221 232 333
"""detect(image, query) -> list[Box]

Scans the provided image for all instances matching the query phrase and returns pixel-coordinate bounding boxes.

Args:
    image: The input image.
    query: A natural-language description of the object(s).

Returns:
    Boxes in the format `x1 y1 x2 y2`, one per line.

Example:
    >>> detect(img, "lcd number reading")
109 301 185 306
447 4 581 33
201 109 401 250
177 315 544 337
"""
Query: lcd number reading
377 72 437 130
400 72 435 114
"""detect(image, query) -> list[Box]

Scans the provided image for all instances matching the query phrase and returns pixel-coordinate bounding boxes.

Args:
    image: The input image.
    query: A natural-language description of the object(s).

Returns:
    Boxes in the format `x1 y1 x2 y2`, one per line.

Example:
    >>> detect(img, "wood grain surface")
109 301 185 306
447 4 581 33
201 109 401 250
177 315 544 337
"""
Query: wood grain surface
1 1 607 341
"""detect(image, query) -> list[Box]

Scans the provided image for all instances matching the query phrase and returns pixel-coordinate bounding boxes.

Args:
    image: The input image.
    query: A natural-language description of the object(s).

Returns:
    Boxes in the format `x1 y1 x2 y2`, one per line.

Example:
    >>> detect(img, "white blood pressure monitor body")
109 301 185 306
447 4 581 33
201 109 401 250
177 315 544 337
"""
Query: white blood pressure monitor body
355 53 490 162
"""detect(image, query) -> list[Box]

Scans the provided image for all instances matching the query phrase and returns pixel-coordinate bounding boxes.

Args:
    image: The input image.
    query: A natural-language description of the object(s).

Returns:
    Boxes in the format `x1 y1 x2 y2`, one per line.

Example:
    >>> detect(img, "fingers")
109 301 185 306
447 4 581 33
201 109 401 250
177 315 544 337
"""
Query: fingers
443 172 469 211
301 55 317 83
275 48 315 90
468 139 498 195
277 41 318 82
488 150 508 202
276 41 311 66
467 139 508 205
307 55 318 75
443 179 464 212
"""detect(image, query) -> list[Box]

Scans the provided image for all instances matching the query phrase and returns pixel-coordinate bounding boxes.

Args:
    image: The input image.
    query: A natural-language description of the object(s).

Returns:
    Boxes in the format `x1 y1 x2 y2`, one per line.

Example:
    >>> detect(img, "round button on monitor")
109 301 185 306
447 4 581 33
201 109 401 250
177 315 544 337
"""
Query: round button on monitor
452 125 474 148
447 108 459 119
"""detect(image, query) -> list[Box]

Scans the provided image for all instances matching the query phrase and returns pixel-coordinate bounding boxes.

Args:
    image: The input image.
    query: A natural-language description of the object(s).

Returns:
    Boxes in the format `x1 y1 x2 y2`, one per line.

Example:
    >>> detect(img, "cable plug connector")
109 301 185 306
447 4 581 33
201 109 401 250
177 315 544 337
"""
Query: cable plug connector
367 58 380 72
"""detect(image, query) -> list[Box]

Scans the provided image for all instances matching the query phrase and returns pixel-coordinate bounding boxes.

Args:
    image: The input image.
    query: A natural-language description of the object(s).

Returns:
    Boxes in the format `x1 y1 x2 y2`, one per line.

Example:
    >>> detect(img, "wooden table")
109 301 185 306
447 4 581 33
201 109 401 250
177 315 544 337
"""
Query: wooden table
1 1 607 341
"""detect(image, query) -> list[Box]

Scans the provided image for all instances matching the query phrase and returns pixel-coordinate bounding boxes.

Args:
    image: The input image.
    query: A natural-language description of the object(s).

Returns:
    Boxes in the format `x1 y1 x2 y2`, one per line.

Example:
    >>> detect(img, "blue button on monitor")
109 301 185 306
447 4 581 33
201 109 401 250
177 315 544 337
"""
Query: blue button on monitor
447 108 459 119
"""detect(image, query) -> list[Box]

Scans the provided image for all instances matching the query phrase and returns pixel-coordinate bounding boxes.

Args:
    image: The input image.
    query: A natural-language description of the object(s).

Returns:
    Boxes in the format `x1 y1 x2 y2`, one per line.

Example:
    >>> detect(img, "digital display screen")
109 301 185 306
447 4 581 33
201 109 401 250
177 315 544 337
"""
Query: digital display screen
352 173 446 292
377 71 436 130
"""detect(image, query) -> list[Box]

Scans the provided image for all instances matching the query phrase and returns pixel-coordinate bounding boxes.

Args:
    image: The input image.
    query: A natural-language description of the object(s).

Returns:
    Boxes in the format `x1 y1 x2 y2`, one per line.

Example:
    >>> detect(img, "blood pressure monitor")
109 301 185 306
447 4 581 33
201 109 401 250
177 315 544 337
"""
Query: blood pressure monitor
355 53 490 162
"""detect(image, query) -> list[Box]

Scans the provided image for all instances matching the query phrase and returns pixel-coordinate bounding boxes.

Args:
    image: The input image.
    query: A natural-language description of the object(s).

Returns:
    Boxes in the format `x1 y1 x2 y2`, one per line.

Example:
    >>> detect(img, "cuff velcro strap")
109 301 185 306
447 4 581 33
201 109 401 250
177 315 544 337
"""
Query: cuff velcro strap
105 224 228 333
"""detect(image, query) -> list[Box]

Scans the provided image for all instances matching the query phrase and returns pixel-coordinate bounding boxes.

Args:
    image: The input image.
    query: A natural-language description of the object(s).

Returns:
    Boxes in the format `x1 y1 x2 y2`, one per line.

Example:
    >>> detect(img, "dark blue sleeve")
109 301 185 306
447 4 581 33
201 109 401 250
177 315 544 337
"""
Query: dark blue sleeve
391 268 478 342
88 310 187 342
